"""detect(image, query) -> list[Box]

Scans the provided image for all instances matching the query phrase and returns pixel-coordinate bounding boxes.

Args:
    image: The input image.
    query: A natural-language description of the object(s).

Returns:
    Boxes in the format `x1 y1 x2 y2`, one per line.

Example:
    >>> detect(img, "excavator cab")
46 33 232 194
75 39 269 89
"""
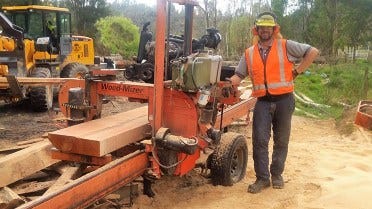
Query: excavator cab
0 5 95 112
3 6 70 46
2 6 74 66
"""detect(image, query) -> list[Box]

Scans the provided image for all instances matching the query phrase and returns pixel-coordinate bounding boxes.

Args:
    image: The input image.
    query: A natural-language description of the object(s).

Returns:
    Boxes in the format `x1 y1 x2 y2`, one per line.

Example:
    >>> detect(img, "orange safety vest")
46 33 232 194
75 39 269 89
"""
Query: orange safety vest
245 39 294 97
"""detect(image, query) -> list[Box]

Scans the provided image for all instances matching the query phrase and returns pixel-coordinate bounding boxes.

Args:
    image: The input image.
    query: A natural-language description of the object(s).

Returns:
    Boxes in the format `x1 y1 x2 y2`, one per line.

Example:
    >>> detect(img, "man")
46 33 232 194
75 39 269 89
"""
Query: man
45 20 58 52
229 12 319 193
46 20 56 37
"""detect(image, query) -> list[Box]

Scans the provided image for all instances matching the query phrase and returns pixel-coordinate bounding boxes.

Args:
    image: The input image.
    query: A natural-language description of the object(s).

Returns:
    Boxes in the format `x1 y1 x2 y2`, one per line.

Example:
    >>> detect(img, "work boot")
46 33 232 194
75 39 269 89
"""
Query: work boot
271 175 284 189
247 179 270 194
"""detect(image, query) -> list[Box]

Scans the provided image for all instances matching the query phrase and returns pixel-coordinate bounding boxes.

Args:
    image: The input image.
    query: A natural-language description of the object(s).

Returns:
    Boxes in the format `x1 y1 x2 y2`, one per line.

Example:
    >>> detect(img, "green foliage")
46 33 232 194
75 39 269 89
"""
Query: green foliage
227 16 252 57
294 62 371 119
4 0 369 64
109 1 156 30
0 0 34 7
217 14 253 59
271 0 288 19
306 0 334 55
58 0 111 38
95 16 139 58
337 0 372 48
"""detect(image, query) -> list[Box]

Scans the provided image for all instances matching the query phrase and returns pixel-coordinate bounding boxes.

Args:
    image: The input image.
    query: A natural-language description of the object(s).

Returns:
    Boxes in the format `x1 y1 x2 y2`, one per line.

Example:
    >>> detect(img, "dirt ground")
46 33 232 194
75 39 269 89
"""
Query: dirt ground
0 98 371 209
129 114 371 209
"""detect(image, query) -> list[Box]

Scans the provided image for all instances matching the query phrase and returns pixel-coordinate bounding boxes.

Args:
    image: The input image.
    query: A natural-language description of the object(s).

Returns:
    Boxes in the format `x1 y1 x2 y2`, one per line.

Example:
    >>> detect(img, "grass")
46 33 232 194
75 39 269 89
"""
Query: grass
294 60 371 122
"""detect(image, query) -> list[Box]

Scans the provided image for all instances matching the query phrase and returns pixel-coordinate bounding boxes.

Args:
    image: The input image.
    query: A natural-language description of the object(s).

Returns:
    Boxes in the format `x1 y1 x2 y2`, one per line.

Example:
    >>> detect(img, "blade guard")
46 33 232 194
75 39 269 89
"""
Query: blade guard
58 79 102 121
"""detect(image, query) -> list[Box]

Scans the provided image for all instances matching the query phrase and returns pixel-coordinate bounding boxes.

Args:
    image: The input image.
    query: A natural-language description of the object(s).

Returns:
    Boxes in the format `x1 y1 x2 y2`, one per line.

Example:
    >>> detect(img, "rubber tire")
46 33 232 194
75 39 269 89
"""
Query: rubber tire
29 67 53 112
209 132 248 186
60 63 89 78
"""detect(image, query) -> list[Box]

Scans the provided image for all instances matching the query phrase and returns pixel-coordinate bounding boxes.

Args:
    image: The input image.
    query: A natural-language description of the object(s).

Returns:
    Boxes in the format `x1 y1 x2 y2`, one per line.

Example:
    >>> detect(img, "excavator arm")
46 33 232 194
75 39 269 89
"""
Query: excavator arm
0 12 23 47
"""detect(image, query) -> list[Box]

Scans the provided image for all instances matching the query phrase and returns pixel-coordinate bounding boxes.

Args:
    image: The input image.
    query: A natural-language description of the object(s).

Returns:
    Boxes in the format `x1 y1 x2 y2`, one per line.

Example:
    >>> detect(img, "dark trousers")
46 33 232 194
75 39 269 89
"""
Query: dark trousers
252 93 295 180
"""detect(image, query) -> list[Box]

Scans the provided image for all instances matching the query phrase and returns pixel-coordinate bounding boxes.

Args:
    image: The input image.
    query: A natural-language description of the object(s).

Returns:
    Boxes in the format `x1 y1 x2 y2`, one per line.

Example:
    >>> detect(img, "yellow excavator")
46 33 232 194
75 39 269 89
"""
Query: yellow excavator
0 5 96 111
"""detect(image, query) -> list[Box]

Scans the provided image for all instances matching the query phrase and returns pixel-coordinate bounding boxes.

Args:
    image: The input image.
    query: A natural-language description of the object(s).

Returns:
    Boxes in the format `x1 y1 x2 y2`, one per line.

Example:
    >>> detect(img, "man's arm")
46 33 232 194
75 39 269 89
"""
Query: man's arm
229 74 243 86
294 47 319 74
228 55 247 86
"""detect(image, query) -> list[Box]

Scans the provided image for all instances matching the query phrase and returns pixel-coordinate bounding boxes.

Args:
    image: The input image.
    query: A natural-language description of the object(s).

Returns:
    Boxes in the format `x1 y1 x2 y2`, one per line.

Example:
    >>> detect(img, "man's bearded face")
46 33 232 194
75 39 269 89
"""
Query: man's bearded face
257 26 274 41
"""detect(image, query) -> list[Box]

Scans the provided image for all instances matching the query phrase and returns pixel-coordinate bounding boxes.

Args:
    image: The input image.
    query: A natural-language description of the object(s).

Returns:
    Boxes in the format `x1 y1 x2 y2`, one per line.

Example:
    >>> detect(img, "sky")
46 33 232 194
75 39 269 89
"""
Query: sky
129 0 228 12
134 0 156 6
130 0 299 15
121 0 300 15
112 0 297 13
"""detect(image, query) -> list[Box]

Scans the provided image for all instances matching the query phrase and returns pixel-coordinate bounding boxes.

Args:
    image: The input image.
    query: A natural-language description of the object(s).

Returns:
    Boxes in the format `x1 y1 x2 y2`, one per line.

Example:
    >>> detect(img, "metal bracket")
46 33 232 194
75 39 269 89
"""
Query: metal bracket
5 75 25 99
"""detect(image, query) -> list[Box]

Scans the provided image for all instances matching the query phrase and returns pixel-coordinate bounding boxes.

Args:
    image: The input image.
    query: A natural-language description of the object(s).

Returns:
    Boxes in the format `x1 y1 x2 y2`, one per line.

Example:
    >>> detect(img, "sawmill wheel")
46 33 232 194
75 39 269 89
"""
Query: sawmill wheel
60 63 89 78
28 67 53 112
209 132 248 186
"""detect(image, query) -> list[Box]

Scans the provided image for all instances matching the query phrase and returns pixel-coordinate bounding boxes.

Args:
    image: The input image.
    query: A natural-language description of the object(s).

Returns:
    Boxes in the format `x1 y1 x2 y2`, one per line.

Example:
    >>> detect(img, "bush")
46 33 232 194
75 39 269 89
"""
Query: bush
95 16 139 58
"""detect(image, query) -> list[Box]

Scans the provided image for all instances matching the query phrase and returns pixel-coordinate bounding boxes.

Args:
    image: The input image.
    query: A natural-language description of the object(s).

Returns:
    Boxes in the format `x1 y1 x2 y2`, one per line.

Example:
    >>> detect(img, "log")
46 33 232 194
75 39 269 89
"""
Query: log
294 92 330 108
48 106 151 157
0 141 59 187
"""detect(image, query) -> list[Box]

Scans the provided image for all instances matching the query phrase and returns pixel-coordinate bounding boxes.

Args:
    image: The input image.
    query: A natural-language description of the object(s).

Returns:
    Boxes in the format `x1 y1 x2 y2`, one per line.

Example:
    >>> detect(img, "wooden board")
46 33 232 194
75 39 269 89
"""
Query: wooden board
0 141 59 187
0 144 31 153
48 106 151 157
44 166 81 195
51 150 112 166
16 138 45 146
12 180 56 195
214 98 257 129
0 187 25 209
0 77 78 87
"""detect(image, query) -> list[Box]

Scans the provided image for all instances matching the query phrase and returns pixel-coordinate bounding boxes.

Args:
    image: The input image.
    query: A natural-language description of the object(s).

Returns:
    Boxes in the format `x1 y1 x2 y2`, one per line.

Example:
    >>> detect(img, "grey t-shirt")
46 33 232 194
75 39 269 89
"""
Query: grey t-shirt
235 40 312 78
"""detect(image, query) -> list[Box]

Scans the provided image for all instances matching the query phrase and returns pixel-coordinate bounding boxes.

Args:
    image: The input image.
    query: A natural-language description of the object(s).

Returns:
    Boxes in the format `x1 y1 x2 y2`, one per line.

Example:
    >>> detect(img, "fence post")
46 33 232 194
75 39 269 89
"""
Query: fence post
362 67 369 99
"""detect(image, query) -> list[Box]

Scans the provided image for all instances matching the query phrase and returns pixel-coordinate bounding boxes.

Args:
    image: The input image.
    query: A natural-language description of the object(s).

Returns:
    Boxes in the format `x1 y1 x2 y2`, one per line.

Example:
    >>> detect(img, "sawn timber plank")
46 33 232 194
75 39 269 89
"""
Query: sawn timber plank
48 106 151 157
0 140 59 188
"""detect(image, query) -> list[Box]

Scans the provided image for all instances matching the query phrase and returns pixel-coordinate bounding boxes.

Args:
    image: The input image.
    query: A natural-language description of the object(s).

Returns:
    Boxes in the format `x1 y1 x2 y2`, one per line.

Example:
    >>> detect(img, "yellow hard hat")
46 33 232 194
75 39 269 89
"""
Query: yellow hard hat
255 12 277 27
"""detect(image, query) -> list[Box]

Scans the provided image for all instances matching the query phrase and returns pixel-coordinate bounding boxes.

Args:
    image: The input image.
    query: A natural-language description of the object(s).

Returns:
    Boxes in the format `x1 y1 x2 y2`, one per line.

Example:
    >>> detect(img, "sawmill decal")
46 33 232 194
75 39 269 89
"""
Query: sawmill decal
100 83 144 94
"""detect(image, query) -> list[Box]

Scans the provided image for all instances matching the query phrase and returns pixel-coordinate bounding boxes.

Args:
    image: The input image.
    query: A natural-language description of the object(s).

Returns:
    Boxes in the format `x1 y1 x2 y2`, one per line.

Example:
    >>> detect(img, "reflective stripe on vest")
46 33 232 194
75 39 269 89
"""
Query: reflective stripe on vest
245 39 294 97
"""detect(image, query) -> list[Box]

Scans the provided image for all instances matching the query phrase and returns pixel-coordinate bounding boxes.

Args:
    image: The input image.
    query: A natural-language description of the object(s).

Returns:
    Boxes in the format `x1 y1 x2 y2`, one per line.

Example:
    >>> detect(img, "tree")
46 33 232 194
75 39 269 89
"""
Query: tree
58 0 111 37
0 0 47 7
271 0 288 19
225 15 252 59
109 1 156 30
337 0 372 62
95 16 139 58
199 0 218 28
304 0 334 57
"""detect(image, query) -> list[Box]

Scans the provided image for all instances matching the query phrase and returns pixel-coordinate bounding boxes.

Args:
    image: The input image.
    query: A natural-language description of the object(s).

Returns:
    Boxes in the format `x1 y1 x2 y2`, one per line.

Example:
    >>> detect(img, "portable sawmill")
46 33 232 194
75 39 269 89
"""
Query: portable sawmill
18 0 256 208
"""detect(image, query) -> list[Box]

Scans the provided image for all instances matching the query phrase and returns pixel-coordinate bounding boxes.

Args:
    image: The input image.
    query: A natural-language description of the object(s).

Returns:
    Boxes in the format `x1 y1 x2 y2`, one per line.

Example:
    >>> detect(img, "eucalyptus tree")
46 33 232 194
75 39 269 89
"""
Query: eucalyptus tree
57 0 111 38
337 0 372 61
0 0 38 7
